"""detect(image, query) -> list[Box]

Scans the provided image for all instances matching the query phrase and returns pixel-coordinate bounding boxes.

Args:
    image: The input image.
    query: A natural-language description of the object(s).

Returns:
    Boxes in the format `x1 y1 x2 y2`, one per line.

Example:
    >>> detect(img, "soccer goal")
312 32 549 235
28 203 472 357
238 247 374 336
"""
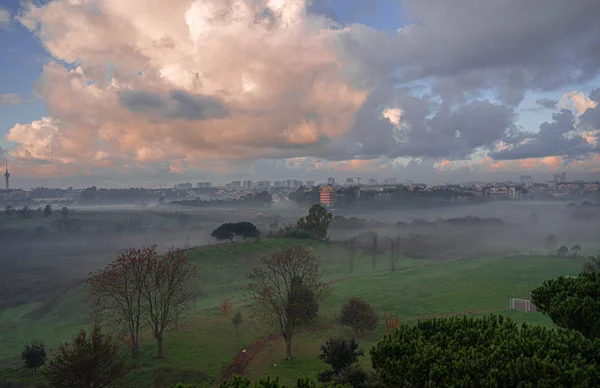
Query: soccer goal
509 298 532 312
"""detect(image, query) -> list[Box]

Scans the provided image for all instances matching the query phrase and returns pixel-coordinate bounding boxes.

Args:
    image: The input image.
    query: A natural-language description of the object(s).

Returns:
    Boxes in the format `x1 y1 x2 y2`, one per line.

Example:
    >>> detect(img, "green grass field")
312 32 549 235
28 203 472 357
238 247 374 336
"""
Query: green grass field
0 238 588 387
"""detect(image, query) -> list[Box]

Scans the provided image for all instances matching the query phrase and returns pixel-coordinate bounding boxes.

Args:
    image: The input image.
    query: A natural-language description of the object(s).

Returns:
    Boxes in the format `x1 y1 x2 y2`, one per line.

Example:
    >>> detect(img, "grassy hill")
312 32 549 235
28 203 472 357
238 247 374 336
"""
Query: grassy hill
0 238 587 387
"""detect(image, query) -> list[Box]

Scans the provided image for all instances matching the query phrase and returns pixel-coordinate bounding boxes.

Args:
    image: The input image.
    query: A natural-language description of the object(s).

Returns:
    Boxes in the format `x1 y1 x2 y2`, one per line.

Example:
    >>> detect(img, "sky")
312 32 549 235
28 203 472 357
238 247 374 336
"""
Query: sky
0 0 599 188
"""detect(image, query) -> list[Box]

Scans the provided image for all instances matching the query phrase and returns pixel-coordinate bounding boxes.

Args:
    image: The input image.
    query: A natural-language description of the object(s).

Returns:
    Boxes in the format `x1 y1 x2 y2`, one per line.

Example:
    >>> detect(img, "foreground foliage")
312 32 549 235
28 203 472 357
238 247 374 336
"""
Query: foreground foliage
218 375 348 388
43 324 125 388
370 314 600 387
531 271 600 339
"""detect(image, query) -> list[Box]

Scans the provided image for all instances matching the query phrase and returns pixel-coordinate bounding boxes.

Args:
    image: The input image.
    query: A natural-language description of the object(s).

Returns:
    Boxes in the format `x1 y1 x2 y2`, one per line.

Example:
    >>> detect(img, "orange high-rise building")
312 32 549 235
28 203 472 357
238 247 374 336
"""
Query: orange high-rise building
319 185 336 207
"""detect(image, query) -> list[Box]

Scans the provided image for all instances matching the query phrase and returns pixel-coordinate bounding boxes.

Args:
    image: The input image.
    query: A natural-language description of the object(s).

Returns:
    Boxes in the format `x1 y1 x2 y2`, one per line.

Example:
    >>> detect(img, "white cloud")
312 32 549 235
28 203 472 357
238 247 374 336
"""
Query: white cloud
0 8 10 29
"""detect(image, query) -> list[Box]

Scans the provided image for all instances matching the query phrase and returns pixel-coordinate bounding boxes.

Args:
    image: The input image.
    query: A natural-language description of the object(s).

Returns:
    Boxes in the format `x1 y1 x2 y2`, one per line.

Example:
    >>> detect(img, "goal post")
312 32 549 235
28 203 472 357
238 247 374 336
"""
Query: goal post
509 298 531 312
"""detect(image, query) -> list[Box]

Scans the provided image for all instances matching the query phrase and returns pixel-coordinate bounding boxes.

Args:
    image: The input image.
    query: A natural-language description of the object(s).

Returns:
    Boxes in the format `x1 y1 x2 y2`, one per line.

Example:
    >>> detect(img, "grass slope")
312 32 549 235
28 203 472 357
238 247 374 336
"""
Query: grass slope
0 238 588 387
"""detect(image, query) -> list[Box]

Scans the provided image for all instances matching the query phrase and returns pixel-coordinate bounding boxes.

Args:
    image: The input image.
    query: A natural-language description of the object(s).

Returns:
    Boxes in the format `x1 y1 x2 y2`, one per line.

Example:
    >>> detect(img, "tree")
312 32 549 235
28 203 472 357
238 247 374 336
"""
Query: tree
348 239 357 274
571 244 582 256
43 204 52 217
212 223 235 242
370 232 378 269
88 246 156 358
5 205 12 216
246 247 329 360
317 336 364 383
232 311 243 337
140 248 197 359
212 224 235 243
531 272 600 339
557 245 569 256
389 241 397 273
220 295 233 315
370 314 600 387
61 206 69 218
338 297 378 336
233 221 261 240
293 281 320 325
21 341 46 375
297 204 332 240
43 323 125 388
583 254 600 272
544 233 557 254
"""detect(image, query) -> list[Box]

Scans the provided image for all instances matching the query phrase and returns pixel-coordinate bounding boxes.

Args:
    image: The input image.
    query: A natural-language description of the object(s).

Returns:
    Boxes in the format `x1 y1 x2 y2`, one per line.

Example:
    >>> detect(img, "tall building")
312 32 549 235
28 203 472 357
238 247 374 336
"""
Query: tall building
368 178 377 185
327 177 336 185
305 181 315 187
383 178 397 185
345 178 354 186
243 180 253 190
4 161 9 190
320 185 336 207
553 172 566 183
520 175 532 186
230 181 242 191
196 182 212 188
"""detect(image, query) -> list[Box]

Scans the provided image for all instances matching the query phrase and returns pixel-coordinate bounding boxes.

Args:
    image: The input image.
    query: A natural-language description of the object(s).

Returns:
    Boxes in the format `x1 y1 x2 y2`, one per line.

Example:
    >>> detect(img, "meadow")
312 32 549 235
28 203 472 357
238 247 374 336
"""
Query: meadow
0 237 588 387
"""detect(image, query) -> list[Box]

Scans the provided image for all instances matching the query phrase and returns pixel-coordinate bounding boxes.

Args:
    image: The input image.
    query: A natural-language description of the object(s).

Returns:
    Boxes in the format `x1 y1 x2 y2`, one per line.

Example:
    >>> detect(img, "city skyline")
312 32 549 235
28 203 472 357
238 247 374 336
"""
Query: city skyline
0 0 599 188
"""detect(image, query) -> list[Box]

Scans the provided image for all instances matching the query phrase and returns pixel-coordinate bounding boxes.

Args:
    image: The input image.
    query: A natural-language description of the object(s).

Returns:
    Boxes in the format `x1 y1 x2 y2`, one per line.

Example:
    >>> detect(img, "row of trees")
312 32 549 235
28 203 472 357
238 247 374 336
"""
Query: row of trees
88 245 198 359
544 233 582 256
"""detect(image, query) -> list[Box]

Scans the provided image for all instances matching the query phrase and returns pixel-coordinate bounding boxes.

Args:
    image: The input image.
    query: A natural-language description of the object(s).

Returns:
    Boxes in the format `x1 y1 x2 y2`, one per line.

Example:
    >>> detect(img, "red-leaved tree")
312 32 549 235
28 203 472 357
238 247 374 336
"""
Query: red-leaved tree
89 246 198 359
88 245 156 358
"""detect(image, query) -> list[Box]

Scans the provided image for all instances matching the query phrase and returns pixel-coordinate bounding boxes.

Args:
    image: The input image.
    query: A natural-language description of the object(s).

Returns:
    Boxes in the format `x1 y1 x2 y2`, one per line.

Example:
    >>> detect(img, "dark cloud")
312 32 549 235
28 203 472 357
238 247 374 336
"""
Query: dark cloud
536 98 558 109
492 109 596 160
578 89 600 130
118 90 229 120
338 0 600 104
338 87 515 160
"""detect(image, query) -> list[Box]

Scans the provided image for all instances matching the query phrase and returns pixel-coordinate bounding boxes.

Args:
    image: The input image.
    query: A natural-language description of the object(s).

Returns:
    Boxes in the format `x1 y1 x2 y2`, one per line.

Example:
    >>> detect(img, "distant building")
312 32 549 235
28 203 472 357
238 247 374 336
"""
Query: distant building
174 182 193 190
553 172 566 183
230 181 241 191
345 178 354 186
327 177 336 185
256 181 271 191
320 185 336 207
520 175 532 186
286 179 303 189
273 180 285 188
196 182 211 188
243 180 253 190
383 178 397 185
406 180 413 186
305 181 315 187
368 178 378 184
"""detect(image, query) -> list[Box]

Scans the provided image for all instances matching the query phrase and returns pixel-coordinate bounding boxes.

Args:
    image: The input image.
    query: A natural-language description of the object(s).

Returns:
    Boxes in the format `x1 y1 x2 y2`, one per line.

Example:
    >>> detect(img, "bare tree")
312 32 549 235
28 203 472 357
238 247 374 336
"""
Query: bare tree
141 248 197 359
348 238 357 274
371 232 379 269
88 246 156 358
246 247 328 360
390 241 397 273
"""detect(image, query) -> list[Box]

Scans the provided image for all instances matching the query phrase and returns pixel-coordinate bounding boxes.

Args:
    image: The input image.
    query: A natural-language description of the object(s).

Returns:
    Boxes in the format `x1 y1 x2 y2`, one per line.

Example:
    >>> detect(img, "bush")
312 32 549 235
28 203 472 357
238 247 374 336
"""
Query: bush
370 314 600 387
318 337 363 381
21 341 46 375
338 297 379 336
43 324 125 388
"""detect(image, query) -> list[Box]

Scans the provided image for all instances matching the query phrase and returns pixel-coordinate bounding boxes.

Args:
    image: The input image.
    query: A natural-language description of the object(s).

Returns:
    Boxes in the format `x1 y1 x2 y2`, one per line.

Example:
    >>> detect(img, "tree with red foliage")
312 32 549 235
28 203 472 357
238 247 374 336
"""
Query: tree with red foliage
88 245 156 358
43 323 125 388
220 296 233 316
89 246 198 359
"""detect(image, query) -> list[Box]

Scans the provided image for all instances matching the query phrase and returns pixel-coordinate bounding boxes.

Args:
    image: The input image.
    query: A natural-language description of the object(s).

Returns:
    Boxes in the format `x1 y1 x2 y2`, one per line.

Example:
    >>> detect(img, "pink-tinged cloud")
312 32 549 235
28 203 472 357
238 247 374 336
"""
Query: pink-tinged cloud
8 0 367 177
559 90 598 116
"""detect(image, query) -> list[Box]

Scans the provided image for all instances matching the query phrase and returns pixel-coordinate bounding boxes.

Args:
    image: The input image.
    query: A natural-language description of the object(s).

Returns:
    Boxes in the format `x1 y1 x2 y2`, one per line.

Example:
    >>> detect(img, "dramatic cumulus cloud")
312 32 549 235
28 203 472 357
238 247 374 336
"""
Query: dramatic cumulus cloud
6 0 600 183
